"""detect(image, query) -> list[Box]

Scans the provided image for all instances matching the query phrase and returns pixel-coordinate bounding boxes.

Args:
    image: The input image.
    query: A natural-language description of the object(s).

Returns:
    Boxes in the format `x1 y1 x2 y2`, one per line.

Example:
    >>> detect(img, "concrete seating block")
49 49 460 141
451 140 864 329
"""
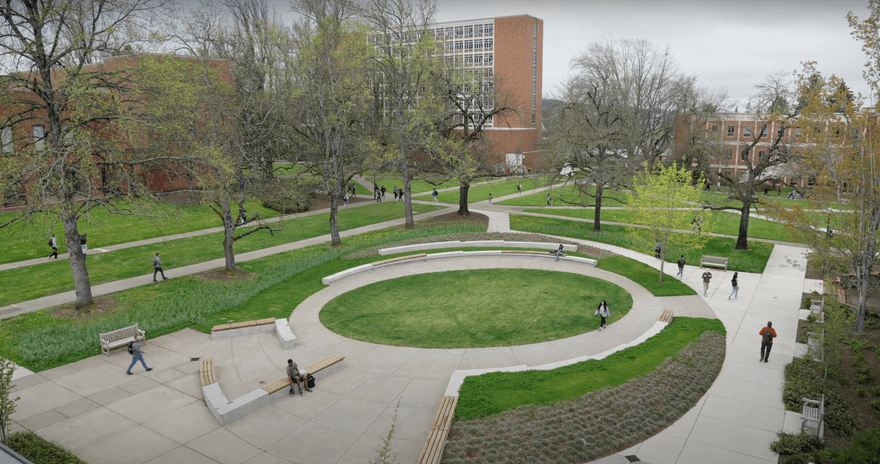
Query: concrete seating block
275 319 297 349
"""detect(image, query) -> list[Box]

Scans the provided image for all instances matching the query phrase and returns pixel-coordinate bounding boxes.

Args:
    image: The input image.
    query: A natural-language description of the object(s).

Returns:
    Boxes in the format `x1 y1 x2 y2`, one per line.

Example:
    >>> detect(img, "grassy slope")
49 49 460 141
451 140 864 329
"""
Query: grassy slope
0 202 443 306
510 214 773 274
455 317 726 420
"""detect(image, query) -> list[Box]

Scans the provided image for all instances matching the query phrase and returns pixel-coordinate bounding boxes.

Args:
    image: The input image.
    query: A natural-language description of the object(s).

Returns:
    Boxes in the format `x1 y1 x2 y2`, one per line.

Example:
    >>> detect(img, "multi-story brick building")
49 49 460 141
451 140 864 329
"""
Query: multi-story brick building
426 14 543 171
674 113 811 189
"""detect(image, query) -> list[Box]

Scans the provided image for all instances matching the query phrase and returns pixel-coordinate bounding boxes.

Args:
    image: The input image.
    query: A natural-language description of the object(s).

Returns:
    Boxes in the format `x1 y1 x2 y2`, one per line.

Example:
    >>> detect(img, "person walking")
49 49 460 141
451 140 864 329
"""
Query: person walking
676 255 686 278
654 241 662 259
701 270 712 297
547 193 552 206
432 188 439 203
729 272 739 299
517 183 522 194
393 186 399 201
488 193 493 206
48 234 58 259
594 300 610 330
759 321 777 362
343 194 349 208
287 359 312 395
80 234 88 255
152 252 168 282
126 335 152 375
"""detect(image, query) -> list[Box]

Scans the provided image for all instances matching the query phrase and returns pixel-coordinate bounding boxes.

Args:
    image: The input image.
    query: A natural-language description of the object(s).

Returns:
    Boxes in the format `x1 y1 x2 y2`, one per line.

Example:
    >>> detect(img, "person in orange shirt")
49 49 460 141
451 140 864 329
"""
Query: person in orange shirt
759 321 777 363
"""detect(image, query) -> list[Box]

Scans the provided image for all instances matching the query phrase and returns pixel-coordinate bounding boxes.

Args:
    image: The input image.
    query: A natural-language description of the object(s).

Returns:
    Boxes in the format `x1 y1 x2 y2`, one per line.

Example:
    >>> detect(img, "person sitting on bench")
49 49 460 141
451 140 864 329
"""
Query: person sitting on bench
552 244 564 261
287 359 312 395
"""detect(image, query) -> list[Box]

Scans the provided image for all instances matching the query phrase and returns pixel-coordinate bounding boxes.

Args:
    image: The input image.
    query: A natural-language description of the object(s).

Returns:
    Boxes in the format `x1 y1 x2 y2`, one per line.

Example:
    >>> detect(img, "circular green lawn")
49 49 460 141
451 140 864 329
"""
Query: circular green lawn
319 269 633 348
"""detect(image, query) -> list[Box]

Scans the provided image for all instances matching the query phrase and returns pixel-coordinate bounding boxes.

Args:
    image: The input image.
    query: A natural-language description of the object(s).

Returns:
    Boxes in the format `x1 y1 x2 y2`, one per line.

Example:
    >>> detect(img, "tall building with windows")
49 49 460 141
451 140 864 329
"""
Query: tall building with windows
427 15 543 171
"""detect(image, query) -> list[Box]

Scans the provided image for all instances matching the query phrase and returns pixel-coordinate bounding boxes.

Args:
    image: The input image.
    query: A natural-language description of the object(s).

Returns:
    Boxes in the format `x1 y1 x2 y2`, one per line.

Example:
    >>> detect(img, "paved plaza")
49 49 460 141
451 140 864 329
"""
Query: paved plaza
4 188 813 464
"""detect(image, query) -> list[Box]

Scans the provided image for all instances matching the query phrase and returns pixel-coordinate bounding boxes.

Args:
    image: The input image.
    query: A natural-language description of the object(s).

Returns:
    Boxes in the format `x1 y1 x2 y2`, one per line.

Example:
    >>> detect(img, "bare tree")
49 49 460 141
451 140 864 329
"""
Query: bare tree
0 0 181 308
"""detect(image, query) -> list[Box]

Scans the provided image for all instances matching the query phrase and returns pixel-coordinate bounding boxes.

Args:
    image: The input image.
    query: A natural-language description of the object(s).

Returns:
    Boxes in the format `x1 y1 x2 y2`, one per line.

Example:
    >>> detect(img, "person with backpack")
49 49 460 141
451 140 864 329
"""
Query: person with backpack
676 255 686 278
432 188 439 203
729 272 739 300
759 321 777 362
152 252 167 282
126 335 152 375
48 234 58 259
594 300 610 331
701 270 713 297
287 359 312 396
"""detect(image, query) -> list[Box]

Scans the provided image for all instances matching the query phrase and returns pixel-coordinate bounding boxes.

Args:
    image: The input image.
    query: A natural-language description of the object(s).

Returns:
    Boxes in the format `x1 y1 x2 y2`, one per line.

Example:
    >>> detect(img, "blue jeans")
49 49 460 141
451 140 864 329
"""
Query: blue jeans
730 286 738 299
127 354 149 373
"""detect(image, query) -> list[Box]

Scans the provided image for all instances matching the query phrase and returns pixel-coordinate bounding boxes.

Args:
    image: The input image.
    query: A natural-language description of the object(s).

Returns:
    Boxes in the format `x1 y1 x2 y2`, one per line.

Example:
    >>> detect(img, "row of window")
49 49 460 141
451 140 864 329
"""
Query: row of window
711 123 780 139
723 148 772 161
445 54 493 66
443 39 494 52
2 126 44 153
431 24 494 40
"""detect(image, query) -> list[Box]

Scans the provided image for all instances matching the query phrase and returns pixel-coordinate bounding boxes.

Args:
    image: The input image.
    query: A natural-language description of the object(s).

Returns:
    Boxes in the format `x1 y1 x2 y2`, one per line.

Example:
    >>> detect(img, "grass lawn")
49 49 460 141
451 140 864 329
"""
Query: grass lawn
596 256 696 296
497 183 628 207
0 221 488 371
510 214 773 273
455 317 726 419
0 202 444 307
525 208 796 242
0 200 280 265
319 269 632 348
357 172 466 195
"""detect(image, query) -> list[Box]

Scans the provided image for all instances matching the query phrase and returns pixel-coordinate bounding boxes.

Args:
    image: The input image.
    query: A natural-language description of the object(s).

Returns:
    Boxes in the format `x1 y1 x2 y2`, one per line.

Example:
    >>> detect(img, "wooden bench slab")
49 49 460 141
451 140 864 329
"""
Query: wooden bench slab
659 309 674 324
372 254 427 266
200 357 216 387
417 396 458 464
261 354 346 395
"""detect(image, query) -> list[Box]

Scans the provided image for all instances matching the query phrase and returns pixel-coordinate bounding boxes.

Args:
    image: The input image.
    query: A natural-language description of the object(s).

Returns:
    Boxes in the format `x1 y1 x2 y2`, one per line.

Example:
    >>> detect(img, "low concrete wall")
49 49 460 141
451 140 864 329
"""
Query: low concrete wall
378 240 579 256
275 319 297 349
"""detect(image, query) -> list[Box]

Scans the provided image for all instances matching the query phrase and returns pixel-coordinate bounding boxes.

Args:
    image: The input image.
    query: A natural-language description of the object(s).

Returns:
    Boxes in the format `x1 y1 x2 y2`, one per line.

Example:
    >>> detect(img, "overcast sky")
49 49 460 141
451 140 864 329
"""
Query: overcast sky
264 0 872 109
431 0 872 108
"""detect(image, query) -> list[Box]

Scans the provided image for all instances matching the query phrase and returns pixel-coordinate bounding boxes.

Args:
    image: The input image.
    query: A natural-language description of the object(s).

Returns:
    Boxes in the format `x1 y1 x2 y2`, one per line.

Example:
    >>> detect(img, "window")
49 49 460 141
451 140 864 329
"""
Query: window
464 40 473 51
446 42 453 52
464 54 474 65
533 54 536 65
445 27 453 38
532 83 535 95
777 127 785 138
473 39 483 50
534 24 537 36
743 125 752 137
741 149 749 161
485 24 493 34
758 150 767 161
727 125 735 137
454 41 463 51
484 38 493 49
533 39 537 51
484 53 493 64
533 69 536 80
485 68 493 78
474 24 483 35
532 97 536 109
1 127 11 153
532 113 536 125
710 124 718 134
464 25 473 36
455 26 463 37
474 54 483 64
760 124 767 138
725 148 733 160
33 125 44 151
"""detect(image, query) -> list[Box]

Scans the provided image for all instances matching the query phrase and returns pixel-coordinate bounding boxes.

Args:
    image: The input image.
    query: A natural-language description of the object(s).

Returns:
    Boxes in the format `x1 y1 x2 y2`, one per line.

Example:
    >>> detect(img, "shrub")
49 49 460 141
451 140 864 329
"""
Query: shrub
260 177 319 213
872 384 880 397
858 386 867 397
8 431 87 464
770 431 823 458
782 358 856 434
819 425 880 464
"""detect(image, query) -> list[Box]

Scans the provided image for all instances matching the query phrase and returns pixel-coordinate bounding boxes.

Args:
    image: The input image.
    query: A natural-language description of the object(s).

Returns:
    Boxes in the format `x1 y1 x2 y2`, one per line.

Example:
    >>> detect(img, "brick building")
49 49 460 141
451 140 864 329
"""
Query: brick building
674 113 811 189
426 14 543 171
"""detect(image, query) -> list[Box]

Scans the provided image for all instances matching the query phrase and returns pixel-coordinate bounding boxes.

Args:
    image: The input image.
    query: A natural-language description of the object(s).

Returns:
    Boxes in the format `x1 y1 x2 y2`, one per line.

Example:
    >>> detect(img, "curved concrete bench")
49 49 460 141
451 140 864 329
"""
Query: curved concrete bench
202 354 345 425
378 240 579 256
210 318 296 349
322 250 598 285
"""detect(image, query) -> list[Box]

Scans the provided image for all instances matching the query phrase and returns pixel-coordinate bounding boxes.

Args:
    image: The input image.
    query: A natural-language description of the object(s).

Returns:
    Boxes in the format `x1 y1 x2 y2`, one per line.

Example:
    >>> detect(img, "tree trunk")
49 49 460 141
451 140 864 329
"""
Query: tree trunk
593 185 604 232
402 157 414 229
735 204 751 250
221 200 237 272
658 248 666 282
62 213 93 308
457 181 470 216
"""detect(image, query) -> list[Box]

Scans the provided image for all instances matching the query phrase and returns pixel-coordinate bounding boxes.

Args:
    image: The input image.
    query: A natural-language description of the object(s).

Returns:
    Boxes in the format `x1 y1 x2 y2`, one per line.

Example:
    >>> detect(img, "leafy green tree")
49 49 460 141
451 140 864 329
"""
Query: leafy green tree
289 0 375 246
0 357 19 446
0 0 184 308
626 162 711 281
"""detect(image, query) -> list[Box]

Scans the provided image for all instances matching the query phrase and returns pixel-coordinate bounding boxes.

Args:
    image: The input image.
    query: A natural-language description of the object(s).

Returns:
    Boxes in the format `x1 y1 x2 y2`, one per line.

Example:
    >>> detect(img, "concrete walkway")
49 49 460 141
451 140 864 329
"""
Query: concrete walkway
6 187 810 464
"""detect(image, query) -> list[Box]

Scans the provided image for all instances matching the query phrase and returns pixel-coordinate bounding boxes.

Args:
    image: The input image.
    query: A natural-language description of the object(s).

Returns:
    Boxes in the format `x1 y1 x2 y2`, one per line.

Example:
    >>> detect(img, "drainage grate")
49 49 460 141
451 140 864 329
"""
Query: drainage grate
624 456 640 463
191 357 200 362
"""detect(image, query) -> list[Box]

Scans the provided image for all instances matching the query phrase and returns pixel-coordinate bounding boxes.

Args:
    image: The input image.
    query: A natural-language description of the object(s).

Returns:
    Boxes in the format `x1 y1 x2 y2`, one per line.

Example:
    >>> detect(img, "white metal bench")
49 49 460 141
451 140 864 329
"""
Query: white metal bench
801 396 824 440
700 255 729 270
99 324 146 355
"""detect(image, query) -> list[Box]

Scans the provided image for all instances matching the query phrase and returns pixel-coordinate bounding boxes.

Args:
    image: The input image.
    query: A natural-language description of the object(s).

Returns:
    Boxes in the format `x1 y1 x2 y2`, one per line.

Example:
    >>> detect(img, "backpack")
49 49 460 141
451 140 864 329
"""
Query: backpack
48 239 53 247
762 329 774 343
307 373 316 389
127 341 134 354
